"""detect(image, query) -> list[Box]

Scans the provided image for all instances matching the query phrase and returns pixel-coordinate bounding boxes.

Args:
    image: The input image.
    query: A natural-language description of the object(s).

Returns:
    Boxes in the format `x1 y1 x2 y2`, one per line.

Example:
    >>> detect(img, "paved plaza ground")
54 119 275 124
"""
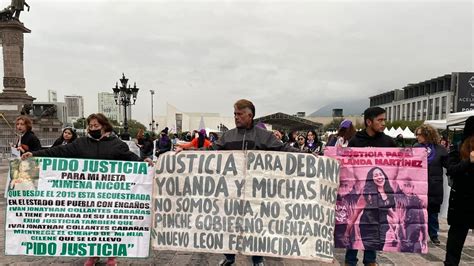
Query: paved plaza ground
0 160 473 265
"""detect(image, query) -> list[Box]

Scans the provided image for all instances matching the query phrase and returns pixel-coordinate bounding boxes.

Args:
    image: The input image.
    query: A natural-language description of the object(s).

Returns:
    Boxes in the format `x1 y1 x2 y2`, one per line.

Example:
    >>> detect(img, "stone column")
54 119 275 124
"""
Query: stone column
0 21 33 137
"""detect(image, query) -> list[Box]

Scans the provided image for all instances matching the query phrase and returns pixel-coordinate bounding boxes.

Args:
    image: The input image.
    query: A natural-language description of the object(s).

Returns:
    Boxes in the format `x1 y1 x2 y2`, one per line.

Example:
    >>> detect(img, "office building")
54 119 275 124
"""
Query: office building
48 90 57 102
64 95 84 124
369 72 474 121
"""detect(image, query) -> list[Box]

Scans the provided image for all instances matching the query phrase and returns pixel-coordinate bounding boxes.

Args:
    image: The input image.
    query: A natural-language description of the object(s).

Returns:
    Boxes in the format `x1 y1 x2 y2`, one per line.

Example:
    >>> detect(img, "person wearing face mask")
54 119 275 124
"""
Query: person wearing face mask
21 113 153 266
22 113 149 162
13 115 41 155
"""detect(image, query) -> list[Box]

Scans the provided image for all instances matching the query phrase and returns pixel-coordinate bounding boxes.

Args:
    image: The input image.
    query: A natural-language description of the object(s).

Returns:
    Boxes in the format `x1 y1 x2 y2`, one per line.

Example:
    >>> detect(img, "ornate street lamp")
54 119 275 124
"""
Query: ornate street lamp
150 90 155 132
112 73 139 135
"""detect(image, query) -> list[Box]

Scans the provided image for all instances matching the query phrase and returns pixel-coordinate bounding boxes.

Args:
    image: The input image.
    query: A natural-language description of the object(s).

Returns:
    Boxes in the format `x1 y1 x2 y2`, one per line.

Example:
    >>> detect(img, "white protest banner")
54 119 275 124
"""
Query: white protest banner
5 158 153 258
152 151 340 262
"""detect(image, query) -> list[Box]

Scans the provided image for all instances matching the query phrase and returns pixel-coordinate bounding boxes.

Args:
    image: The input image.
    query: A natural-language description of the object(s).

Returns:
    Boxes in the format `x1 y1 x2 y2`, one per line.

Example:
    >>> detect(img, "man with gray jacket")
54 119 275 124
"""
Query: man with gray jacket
213 99 298 152
214 99 298 266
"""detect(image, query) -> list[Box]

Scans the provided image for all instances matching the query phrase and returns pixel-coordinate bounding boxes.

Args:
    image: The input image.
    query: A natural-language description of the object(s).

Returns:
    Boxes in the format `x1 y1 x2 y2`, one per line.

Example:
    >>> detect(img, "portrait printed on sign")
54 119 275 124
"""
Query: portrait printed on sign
326 147 428 253
9 158 39 191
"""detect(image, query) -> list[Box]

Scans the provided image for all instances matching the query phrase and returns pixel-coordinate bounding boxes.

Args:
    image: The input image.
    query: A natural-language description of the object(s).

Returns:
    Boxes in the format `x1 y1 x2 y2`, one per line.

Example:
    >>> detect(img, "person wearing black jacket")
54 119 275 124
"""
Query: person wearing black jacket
155 127 172 157
14 115 41 154
52 127 77 147
444 116 474 266
22 113 152 266
140 132 154 159
348 109 396 148
413 124 448 246
306 129 324 155
345 107 396 266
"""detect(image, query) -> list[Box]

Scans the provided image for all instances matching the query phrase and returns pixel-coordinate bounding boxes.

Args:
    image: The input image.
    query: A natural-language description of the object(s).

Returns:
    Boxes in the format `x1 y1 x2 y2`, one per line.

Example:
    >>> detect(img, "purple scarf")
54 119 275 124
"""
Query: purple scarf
423 143 436 164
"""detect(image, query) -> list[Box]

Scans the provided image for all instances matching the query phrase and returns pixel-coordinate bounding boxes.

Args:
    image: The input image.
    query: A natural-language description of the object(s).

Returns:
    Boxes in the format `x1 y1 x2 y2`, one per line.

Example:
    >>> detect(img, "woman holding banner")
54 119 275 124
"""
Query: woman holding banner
343 167 396 251
14 115 41 155
444 116 474 266
22 113 152 266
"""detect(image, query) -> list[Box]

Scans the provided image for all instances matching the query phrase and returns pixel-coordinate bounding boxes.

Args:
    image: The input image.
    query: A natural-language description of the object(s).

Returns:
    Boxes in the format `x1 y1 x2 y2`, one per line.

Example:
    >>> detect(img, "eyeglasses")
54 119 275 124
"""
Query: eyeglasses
298 138 305 141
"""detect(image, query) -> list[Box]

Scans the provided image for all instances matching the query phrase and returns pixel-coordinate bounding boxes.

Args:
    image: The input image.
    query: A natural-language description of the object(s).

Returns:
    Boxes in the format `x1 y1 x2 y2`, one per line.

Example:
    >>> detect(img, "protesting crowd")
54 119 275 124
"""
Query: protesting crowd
8 99 474 266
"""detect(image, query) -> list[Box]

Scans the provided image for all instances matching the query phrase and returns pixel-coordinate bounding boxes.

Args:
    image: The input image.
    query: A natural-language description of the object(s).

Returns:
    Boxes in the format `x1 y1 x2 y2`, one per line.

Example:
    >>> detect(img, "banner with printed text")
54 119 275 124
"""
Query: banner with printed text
151 151 340 262
325 147 428 253
5 158 153 257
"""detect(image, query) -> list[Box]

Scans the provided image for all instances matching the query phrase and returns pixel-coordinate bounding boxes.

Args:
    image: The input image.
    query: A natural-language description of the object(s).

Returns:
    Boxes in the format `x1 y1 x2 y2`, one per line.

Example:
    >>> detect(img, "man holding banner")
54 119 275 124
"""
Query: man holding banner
213 99 299 266
344 107 396 266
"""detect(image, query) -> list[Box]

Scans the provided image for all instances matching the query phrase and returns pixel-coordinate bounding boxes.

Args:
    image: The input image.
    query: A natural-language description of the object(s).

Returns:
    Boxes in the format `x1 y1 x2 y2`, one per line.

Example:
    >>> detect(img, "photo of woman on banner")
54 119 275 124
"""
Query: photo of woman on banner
9 159 39 191
342 167 396 251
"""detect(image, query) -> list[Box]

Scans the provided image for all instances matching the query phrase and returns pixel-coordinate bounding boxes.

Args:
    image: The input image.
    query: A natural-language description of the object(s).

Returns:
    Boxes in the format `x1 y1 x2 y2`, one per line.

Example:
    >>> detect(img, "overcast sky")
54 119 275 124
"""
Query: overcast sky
3 0 473 126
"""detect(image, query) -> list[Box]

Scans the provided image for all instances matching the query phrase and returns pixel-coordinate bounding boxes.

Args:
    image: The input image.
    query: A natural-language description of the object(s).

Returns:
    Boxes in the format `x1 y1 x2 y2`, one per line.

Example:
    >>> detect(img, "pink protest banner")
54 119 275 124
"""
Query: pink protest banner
325 147 428 253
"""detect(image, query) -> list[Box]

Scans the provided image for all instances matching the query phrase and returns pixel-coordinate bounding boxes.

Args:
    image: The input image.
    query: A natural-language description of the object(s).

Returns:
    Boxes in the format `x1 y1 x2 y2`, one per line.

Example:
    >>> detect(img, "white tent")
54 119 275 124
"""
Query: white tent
384 126 415 138
395 127 404 137
387 127 396 137
447 110 474 129
423 110 474 131
402 127 415 139
424 119 447 130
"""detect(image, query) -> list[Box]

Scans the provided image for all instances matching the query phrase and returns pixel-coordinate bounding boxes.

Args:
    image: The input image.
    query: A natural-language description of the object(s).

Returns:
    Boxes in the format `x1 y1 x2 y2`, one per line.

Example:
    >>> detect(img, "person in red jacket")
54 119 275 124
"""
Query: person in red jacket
175 129 211 152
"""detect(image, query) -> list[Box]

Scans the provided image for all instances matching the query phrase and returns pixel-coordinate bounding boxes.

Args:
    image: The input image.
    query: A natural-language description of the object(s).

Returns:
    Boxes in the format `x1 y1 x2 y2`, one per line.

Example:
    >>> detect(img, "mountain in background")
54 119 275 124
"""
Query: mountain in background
308 98 369 117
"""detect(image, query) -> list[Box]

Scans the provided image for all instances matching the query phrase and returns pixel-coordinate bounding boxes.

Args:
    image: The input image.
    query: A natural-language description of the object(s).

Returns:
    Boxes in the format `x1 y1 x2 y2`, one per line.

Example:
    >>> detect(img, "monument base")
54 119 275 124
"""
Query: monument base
0 91 34 138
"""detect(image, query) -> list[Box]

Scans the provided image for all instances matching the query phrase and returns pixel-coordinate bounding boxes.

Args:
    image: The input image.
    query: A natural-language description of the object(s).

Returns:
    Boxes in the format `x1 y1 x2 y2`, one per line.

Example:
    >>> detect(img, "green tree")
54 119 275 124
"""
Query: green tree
324 118 344 131
73 118 86 129
116 119 146 138
109 119 120 127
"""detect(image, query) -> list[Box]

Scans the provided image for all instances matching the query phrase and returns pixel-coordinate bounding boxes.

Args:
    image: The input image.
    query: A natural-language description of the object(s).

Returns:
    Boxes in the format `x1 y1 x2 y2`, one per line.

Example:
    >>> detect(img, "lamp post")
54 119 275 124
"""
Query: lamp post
112 73 139 135
150 90 155 132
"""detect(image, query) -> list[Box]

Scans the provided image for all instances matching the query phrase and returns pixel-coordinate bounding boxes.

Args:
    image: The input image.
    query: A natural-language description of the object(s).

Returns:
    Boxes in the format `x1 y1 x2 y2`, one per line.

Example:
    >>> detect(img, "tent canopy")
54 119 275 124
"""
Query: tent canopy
424 110 474 130
254 112 323 131
447 110 474 129
424 120 447 130
384 127 415 138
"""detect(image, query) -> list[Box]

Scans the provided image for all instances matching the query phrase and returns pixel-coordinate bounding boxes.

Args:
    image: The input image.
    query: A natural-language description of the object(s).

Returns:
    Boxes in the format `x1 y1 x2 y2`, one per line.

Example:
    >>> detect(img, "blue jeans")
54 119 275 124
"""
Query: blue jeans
428 212 439 238
345 249 376 266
